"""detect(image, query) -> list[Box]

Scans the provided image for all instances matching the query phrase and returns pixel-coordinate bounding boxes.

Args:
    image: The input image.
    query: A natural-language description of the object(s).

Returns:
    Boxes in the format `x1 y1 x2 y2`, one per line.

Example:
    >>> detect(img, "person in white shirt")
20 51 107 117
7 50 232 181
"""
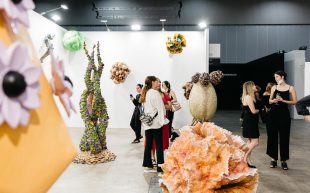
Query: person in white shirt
140 76 166 173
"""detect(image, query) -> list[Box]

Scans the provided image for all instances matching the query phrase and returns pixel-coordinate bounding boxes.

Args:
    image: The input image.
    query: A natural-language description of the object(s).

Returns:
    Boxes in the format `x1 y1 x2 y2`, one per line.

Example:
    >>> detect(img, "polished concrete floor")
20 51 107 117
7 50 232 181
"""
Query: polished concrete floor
48 111 310 193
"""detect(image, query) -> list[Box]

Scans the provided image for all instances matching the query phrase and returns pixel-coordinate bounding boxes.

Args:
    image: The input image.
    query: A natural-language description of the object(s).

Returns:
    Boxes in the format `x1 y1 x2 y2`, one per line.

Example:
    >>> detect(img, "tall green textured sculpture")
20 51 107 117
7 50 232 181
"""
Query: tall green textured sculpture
73 42 116 164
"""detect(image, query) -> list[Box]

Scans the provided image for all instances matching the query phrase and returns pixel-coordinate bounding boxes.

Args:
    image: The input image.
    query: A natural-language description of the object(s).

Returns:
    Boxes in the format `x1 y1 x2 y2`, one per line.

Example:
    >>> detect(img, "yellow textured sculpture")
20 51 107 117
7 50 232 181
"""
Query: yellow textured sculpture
0 11 77 193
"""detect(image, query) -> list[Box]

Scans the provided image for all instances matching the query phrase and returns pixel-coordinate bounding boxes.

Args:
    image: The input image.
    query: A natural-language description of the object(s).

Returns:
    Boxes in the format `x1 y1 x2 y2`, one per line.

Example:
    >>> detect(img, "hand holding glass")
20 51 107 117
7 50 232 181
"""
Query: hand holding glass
275 93 281 105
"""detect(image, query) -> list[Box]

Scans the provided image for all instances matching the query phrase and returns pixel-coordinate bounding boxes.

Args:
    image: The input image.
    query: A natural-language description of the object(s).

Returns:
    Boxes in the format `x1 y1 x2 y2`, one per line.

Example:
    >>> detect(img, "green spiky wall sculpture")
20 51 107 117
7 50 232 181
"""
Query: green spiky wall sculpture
74 42 116 164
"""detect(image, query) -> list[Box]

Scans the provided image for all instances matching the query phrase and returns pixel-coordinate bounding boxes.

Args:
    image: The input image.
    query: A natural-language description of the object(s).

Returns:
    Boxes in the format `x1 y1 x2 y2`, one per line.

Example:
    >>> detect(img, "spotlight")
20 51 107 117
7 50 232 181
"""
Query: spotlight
51 15 61 22
160 19 166 31
198 22 207 29
131 24 141 31
41 4 69 15
101 20 110 31
61 4 69 10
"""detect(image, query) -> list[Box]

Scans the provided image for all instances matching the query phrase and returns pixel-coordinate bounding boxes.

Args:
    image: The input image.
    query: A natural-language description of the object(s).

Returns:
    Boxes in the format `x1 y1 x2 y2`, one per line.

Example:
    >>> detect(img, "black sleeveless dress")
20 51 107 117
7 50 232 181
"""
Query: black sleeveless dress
261 95 271 123
267 88 291 161
269 89 291 130
242 102 259 138
262 95 271 109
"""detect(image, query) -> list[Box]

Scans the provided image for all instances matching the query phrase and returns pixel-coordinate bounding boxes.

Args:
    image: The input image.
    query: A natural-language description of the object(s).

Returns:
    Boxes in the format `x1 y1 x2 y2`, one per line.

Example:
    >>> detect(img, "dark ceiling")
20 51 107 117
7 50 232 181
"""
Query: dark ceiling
34 0 198 26
33 0 310 31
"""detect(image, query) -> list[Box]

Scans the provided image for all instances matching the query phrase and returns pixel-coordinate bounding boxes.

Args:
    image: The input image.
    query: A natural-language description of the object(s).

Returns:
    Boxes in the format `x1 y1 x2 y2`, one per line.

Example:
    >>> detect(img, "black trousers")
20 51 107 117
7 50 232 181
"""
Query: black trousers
167 110 174 137
295 95 310 116
267 108 291 161
130 109 142 140
265 111 271 136
143 128 164 171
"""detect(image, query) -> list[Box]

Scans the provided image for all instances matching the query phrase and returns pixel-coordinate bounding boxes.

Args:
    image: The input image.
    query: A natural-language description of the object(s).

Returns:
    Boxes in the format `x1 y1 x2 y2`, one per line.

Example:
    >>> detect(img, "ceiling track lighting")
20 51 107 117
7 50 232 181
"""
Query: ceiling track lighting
41 4 69 16
198 22 207 29
131 24 141 31
101 20 110 31
51 15 61 22
160 19 166 31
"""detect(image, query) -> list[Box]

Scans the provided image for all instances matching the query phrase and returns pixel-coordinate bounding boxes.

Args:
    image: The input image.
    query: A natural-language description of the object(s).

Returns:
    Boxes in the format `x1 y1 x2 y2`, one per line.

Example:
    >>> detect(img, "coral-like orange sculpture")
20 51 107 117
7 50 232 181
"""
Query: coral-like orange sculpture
160 122 258 193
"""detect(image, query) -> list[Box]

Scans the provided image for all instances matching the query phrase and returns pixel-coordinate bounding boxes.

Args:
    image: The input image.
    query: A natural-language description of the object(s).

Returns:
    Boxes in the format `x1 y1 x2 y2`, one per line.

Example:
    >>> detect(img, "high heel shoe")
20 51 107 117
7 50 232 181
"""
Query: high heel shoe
281 162 288 170
247 162 256 168
270 160 277 168
152 159 157 166
131 139 140 144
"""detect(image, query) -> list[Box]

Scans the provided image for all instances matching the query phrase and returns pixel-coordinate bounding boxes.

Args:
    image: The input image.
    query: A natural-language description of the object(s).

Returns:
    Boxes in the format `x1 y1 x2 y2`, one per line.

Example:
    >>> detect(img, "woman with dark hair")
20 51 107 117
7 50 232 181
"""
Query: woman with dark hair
147 78 171 165
262 82 275 112
262 82 275 132
157 79 171 151
162 80 177 137
267 70 297 170
141 76 166 173
130 84 143 143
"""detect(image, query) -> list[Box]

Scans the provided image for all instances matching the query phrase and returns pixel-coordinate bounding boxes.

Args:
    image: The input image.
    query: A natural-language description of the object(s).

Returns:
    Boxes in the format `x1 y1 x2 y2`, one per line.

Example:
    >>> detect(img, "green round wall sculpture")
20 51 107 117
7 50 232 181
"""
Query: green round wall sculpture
63 31 84 52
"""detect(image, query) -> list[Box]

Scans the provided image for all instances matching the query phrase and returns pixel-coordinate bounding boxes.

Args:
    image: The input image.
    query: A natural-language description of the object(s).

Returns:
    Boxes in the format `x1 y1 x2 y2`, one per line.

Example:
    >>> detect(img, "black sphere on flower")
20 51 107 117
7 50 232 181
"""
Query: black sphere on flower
2 71 27 97
11 0 22 4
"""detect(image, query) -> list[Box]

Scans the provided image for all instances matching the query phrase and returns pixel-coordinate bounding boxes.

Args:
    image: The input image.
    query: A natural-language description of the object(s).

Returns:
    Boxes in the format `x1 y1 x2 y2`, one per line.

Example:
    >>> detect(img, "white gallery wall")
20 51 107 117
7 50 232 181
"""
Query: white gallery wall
27 11 209 129
67 31 208 129
305 62 310 97
28 11 67 62
28 11 79 125
284 50 305 119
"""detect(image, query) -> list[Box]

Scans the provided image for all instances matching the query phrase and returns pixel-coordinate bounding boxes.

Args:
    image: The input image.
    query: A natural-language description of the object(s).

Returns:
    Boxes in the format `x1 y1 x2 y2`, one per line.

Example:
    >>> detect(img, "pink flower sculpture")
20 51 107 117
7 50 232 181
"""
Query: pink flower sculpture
0 0 35 28
50 52 65 94
0 41 41 128
50 52 76 117
160 122 259 193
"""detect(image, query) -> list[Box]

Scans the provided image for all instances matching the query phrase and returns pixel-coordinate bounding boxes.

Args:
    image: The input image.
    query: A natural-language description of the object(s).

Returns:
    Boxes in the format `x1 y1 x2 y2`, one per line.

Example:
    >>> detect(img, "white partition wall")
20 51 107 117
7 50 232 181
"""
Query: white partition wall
70 31 208 129
28 11 77 125
27 11 209 129
28 11 68 62
305 62 310 96
284 50 305 119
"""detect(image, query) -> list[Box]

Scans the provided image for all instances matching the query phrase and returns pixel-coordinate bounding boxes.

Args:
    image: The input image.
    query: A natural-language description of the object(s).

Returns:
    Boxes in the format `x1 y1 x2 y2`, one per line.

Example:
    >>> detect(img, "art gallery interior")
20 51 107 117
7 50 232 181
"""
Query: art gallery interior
0 0 309 193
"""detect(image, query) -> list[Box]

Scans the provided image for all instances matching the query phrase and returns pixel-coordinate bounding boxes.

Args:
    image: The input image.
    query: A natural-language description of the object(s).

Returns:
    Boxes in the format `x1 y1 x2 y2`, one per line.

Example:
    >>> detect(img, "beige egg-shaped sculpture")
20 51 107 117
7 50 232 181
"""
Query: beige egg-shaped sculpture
188 82 217 121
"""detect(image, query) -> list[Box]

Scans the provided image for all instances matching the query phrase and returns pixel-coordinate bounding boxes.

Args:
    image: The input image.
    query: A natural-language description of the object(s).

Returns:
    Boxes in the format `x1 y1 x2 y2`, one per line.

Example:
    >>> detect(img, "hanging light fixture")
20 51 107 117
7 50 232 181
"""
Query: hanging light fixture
51 15 61 22
101 20 110 31
160 19 166 31
41 4 69 15
131 24 141 31
198 22 207 29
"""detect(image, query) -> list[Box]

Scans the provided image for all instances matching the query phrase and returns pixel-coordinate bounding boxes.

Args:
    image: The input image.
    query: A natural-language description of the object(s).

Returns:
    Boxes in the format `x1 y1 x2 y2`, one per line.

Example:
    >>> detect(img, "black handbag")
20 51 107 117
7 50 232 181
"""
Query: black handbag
139 106 158 126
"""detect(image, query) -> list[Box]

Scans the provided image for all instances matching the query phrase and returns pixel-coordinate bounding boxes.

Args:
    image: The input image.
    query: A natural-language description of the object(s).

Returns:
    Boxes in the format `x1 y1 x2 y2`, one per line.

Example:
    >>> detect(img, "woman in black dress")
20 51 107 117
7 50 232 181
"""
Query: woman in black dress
268 71 297 170
130 84 143 143
241 81 260 168
262 82 275 132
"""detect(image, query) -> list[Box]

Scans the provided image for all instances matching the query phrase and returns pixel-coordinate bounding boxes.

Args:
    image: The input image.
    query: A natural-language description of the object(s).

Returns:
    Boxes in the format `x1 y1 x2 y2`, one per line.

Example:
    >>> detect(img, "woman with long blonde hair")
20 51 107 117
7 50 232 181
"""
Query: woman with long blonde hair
241 81 260 168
